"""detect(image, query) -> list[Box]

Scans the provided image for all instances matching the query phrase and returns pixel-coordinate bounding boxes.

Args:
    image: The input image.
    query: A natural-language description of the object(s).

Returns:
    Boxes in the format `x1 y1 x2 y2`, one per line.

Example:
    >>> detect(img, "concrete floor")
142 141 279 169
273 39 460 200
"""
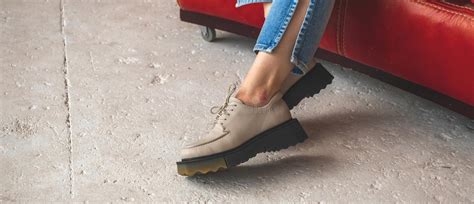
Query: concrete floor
1 0 473 203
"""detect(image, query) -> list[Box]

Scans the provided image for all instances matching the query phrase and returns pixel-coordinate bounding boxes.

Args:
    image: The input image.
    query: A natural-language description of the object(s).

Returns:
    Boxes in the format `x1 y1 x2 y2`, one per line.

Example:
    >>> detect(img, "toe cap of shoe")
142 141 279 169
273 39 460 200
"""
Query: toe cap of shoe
180 147 196 160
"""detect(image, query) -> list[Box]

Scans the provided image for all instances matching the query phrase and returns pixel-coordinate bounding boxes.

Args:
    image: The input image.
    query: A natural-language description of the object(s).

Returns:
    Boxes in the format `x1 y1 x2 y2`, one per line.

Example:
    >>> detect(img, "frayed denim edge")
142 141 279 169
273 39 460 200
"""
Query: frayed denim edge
290 56 310 75
244 0 308 76
253 44 309 76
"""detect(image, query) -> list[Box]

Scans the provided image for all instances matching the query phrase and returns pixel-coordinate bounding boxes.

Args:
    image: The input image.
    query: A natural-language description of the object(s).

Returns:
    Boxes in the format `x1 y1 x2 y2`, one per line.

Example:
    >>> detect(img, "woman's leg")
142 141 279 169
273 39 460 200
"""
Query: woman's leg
262 1 321 98
235 0 312 107
236 0 334 107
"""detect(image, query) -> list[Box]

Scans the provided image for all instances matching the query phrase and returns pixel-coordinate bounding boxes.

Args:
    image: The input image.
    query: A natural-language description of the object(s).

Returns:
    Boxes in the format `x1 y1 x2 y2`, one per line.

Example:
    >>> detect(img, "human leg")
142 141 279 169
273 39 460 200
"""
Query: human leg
235 0 313 107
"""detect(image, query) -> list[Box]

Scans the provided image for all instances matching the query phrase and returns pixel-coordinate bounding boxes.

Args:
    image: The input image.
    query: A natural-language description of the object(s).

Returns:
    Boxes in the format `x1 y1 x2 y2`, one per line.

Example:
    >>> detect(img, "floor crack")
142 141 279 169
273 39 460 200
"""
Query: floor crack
60 0 74 198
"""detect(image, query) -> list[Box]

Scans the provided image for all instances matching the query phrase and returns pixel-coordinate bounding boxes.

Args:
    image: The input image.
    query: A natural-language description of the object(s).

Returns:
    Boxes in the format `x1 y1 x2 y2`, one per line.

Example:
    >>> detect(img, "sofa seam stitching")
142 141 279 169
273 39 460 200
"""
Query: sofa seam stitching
412 0 474 21
342 0 348 56
439 0 474 12
336 0 342 55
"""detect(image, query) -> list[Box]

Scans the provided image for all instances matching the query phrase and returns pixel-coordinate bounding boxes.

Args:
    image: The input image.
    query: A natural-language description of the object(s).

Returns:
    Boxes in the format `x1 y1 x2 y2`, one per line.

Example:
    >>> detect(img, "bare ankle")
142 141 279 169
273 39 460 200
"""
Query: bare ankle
235 87 271 107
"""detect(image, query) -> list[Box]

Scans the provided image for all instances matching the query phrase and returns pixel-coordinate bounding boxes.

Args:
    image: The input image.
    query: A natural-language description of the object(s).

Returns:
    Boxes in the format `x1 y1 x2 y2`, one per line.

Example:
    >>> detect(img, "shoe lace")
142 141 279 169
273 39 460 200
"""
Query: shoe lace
209 83 238 127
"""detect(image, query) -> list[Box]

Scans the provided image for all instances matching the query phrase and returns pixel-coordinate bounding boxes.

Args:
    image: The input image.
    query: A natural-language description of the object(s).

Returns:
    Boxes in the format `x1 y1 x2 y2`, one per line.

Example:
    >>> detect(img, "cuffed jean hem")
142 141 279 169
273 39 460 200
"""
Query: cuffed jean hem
253 43 309 75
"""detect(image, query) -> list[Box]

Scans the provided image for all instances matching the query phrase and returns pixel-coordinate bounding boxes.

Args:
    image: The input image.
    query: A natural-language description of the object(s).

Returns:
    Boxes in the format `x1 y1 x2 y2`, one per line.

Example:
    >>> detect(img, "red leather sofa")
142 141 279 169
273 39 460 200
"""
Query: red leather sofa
177 0 474 118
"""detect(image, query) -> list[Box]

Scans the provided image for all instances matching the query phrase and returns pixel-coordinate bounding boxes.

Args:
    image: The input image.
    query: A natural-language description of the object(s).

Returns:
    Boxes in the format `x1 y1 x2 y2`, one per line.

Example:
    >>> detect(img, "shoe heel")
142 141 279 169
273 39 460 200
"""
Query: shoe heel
283 63 334 109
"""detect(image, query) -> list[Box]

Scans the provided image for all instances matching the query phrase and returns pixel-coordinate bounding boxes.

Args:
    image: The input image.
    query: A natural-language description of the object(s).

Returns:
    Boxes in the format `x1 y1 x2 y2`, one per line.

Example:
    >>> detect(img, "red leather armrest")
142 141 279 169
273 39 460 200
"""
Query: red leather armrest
323 0 474 106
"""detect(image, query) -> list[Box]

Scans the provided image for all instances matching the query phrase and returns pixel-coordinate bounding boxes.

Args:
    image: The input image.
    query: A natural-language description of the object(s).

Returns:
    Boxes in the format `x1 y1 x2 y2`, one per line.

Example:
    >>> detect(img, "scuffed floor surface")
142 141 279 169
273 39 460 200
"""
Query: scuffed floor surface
1 0 473 203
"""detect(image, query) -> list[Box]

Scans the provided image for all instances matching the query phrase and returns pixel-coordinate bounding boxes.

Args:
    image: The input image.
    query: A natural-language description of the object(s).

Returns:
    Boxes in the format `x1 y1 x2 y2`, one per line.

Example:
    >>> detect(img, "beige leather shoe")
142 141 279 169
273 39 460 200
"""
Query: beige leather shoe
281 63 334 109
177 83 308 176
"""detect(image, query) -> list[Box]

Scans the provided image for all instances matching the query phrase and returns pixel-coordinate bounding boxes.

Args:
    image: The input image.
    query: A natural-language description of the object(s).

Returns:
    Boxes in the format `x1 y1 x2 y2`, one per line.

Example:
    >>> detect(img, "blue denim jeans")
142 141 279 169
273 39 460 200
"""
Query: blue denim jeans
236 0 335 75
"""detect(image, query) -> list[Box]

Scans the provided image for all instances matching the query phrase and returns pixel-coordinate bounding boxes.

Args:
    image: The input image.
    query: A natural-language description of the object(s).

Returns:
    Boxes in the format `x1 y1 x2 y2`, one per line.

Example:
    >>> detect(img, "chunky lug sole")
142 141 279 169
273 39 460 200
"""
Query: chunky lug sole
176 118 308 176
283 63 334 110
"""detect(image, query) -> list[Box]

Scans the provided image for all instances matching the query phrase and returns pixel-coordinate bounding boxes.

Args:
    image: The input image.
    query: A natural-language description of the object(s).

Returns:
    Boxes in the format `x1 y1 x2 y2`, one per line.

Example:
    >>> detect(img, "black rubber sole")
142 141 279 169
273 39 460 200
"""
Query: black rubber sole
176 119 308 176
283 63 334 110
